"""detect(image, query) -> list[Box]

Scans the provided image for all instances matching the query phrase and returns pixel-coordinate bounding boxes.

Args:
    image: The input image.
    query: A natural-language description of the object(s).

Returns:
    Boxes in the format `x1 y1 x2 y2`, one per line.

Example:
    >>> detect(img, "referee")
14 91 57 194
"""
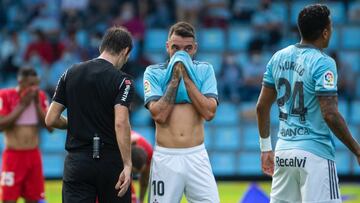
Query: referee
45 27 134 203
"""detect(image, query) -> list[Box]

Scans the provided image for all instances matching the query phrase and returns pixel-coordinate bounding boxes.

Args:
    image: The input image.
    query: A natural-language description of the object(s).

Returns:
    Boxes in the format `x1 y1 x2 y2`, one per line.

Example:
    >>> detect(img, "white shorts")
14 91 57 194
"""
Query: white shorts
271 149 341 203
148 144 219 203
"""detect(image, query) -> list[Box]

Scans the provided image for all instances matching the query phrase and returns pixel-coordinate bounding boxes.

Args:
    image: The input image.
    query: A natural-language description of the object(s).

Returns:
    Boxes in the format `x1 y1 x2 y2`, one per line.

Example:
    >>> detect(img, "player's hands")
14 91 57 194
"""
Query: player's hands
261 151 274 176
32 86 40 104
179 63 190 81
115 165 132 197
171 62 183 83
20 88 37 107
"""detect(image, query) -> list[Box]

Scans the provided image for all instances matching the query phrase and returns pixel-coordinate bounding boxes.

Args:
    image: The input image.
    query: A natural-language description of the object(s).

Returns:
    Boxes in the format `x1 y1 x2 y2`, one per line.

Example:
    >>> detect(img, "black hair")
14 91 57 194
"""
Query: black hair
131 145 147 171
17 67 37 78
99 26 133 55
168 21 196 39
298 4 331 41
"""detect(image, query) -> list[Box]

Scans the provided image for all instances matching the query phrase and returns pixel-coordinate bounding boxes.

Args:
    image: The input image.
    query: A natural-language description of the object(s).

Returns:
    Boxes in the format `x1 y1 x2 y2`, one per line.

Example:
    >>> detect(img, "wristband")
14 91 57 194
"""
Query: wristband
260 136 272 152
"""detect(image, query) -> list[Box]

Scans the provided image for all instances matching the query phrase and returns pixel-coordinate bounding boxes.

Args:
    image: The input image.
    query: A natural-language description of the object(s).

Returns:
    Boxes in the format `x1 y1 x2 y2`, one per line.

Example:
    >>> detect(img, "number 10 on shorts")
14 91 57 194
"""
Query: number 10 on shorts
152 180 165 196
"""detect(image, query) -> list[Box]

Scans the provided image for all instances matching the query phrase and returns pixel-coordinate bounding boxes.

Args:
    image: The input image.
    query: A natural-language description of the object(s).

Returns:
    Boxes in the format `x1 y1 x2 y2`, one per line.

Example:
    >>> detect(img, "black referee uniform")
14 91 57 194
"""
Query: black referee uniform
53 58 134 202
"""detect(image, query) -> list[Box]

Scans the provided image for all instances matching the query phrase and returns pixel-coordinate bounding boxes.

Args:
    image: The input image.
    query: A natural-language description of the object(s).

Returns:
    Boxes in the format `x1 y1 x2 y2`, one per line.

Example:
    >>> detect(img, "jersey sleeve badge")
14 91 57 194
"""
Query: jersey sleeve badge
323 71 335 89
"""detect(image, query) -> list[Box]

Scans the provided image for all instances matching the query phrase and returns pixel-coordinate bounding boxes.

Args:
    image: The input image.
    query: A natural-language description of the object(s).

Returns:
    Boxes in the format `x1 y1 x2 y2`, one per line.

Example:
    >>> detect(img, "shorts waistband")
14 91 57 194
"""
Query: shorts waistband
154 143 205 155
4 147 40 153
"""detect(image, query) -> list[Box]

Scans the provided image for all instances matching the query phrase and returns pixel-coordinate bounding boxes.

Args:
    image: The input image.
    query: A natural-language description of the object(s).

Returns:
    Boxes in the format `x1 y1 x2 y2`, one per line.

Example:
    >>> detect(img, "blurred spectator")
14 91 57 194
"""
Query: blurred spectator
219 53 243 103
24 30 55 65
0 31 22 81
203 0 231 28
231 0 256 22
249 0 282 50
349 1 360 23
61 0 89 11
111 1 145 41
45 49 79 95
175 0 203 26
146 0 173 28
241 50 265 101
28 2 60 33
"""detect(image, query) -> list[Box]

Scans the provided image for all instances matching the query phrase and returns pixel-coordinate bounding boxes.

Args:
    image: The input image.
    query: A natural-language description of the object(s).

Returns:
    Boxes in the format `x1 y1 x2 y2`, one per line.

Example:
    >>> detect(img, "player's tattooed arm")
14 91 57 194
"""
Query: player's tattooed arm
148 63 182 124
256 86 277 139
318 96 360 157
181 64 217 121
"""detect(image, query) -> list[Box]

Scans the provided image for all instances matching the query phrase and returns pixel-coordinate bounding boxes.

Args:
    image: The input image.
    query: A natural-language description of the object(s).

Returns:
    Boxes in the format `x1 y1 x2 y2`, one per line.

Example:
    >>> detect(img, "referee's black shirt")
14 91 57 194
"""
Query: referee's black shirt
53 58 134 152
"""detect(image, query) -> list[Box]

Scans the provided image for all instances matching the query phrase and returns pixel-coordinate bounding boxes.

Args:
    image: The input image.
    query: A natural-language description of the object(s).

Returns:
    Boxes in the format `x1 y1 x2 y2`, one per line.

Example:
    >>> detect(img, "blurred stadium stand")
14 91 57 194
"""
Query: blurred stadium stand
0 0 359 179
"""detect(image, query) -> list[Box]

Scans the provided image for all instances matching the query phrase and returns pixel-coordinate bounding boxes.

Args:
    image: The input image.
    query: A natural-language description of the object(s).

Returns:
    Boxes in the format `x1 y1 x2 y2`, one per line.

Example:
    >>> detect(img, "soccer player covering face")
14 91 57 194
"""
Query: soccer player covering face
143 22 220 203
0 67 52 203
256 4 360 203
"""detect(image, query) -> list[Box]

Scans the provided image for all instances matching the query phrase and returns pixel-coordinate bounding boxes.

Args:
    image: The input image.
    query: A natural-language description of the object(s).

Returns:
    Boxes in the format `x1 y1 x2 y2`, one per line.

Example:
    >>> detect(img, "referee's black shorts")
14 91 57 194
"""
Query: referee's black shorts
62 149 131 203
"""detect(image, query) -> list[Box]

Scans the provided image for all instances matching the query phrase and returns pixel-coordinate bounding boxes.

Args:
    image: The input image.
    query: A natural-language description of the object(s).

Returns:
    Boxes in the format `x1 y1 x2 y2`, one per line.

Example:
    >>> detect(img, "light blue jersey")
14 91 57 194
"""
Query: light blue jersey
143 60 218 107
263 43 338 160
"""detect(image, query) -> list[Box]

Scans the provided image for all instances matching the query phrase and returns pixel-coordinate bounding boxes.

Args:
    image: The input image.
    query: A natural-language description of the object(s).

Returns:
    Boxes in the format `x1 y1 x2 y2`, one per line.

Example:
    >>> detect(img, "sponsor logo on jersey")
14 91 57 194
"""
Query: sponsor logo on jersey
122 84 131 102
323 71 335 89
280 127 310 137
276 156 307 168
144 80 151 94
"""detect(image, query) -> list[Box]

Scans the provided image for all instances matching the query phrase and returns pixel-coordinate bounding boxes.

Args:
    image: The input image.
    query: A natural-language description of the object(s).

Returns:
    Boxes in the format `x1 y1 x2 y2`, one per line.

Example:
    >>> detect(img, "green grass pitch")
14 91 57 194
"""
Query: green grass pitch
17 180 360 203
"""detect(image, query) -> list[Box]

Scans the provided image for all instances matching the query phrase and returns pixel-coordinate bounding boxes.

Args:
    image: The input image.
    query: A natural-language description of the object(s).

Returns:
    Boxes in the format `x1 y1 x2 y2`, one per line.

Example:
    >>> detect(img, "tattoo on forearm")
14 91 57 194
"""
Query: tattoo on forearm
318 96 358 154
162 82 179 104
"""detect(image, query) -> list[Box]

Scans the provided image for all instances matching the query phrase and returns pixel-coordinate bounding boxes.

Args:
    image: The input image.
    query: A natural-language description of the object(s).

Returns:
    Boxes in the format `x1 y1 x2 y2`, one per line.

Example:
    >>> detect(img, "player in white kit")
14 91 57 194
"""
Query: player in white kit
143 22 220 203
256 4 360 203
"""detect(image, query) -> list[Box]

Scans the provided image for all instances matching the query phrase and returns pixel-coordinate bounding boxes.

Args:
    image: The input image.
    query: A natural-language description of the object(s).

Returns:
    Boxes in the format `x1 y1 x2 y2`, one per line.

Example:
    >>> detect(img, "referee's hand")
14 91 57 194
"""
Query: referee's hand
115 165 132 197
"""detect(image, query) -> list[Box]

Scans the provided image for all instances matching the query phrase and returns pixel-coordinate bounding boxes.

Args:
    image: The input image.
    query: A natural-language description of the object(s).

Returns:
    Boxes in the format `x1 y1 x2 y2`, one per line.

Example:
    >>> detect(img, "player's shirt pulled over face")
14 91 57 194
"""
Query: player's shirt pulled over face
263 43 338 160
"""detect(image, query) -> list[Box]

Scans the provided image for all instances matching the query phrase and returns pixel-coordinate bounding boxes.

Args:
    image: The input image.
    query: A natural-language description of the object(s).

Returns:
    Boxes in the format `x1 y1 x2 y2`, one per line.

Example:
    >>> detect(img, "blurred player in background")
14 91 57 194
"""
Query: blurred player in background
256 4 360 203
143 22 219 202
130 130 153 203
0 67 52 203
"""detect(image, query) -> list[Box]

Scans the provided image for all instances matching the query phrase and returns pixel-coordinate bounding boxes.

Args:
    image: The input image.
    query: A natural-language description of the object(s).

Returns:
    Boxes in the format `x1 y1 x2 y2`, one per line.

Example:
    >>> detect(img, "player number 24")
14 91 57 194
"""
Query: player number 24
277 78 308 123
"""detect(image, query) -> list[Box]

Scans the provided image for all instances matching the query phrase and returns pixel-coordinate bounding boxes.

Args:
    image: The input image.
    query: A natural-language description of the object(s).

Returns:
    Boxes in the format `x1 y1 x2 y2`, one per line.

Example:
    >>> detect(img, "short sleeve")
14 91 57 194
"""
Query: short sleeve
262 56 275 88
313 57 338 96
0 91 9 116
200 64 218 102
39 91 49 112
52 70 68 106
143 67 164 107
115 77 135 108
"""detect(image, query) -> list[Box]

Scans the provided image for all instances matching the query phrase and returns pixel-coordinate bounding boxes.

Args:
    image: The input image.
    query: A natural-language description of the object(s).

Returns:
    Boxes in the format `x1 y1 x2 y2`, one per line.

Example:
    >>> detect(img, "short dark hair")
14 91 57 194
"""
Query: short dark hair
17 67 37 78
297 4 331 41
131 145 147 171
99 26 133 55
168 22 196 39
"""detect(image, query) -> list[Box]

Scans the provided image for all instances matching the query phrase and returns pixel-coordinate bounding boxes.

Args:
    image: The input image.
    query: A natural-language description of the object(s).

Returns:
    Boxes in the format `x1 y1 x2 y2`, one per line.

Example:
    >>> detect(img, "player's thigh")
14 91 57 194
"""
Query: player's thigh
0 151 25 201
300 152 341 203
23 150 44 201
62 153 97 203
184 150 219 203
271 150 302 203
97 153 131 203
148 152 185 203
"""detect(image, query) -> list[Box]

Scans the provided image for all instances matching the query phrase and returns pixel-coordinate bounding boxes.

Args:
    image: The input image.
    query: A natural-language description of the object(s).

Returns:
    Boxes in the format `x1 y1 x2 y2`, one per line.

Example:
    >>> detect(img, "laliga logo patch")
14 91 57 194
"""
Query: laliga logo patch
323 71 335 89
144 80 151 94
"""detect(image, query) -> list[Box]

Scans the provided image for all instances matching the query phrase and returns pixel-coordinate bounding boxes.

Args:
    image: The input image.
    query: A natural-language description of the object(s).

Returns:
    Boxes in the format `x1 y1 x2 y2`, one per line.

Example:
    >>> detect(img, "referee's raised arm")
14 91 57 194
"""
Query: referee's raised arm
46 26 135 203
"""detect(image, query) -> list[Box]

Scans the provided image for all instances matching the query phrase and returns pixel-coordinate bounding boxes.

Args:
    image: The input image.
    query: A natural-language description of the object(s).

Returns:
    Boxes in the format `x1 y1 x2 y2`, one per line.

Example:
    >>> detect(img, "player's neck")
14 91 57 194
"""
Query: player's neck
98 52 120 67
299 39 323 50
